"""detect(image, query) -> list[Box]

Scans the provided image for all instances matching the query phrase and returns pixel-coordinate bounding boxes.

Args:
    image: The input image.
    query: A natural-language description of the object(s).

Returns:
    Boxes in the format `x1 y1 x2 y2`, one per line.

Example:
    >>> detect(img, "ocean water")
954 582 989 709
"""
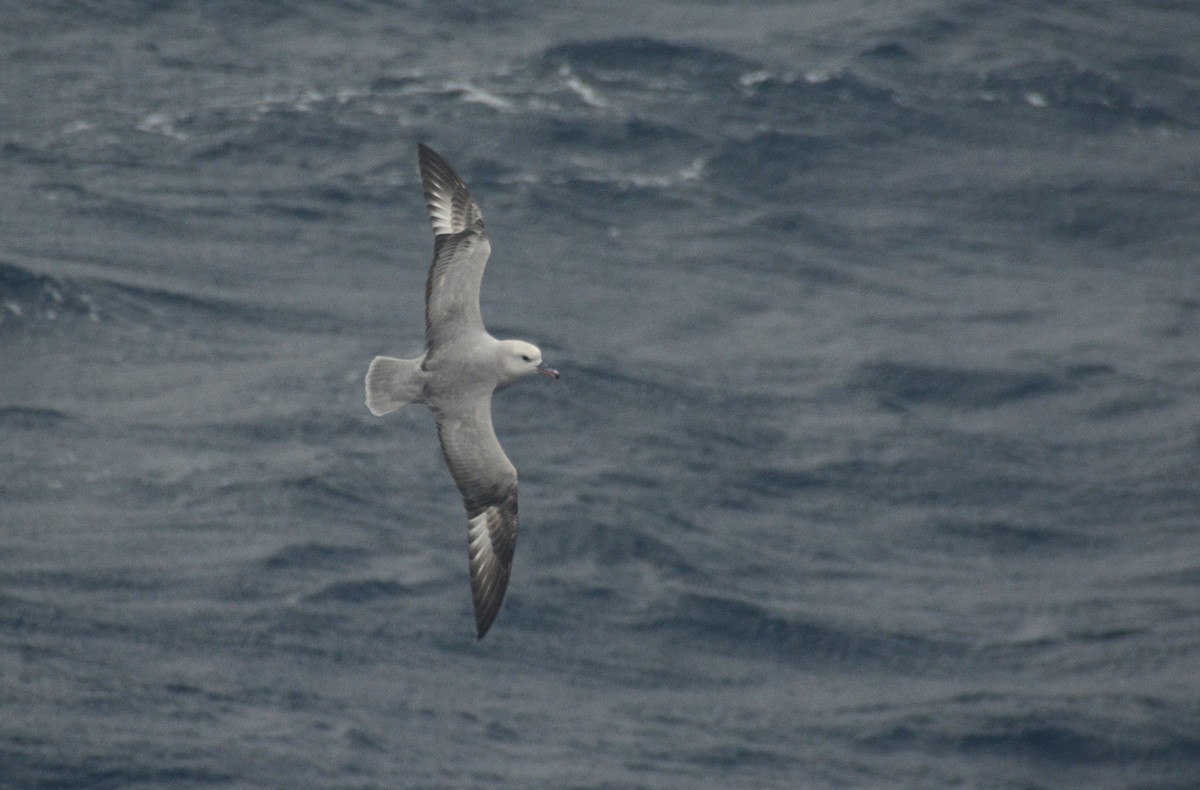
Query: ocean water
3 1 1200 787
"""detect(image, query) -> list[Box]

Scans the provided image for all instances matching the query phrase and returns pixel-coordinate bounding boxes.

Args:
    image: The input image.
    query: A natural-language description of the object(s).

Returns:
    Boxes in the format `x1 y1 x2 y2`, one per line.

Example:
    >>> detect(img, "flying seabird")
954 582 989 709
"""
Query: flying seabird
365 144 559 640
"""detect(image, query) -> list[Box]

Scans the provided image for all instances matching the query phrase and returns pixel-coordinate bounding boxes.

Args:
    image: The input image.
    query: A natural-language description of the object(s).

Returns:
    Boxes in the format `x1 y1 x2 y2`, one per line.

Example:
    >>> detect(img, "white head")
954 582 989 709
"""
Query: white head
496 340 559 387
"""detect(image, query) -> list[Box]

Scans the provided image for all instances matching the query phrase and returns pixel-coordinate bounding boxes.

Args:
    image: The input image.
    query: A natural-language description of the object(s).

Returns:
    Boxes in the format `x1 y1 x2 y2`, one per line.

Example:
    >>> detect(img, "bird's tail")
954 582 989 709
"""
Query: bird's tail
365 355 427 415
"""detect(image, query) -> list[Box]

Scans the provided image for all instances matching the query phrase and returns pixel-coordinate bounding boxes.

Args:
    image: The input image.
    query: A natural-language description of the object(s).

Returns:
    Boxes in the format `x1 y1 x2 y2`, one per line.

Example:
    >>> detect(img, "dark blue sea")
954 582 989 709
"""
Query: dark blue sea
3 2 1200 787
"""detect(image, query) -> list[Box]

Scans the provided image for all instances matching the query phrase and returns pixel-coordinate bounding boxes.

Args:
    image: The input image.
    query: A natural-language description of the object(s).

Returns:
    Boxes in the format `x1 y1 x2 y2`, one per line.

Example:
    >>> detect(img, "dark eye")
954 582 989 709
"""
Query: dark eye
521 355 531 362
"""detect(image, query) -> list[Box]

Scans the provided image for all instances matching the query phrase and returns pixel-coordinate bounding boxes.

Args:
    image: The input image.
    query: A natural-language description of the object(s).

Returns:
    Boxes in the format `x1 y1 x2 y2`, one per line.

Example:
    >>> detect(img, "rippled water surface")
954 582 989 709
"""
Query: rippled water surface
3 2 1200 787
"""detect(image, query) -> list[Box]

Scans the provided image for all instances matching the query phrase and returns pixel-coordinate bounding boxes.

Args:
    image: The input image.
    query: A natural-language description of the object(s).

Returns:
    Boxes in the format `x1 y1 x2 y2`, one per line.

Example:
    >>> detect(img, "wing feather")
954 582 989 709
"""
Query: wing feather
433 396 518 640
418 143 484 237
424 233 490 348
418 144 491 352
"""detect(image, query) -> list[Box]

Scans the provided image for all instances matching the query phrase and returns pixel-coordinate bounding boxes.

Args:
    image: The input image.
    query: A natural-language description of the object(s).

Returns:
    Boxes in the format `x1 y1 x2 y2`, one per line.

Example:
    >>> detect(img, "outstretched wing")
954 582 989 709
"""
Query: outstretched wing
418 144 491 352
432 394 519 640
419 143 485 237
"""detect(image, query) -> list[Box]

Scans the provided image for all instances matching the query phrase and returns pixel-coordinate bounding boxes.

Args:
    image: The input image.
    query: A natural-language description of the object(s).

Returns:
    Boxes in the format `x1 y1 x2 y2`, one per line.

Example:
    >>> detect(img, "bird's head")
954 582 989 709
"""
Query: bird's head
497 340 559 386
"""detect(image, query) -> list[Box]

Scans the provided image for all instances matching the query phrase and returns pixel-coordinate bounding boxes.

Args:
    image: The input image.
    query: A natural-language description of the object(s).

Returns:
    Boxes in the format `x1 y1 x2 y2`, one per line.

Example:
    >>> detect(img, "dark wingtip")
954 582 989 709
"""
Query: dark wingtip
416 142 444 174
416 142 438 172
474 599 500 640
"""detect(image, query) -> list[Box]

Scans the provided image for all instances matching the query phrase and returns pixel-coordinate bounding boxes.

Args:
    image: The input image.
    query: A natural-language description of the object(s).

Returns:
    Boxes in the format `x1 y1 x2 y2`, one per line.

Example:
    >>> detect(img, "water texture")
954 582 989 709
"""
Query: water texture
3 2 1199 787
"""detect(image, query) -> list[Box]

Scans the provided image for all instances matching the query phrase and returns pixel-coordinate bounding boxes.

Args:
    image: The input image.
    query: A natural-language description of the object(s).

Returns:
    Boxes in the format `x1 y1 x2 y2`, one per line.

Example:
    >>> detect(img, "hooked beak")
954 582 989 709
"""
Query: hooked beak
536 361 560 380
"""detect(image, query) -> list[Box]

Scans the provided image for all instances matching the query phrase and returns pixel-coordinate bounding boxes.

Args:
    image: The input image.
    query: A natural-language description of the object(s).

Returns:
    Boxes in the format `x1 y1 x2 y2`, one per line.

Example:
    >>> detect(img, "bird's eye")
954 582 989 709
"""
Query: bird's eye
521 355 532 362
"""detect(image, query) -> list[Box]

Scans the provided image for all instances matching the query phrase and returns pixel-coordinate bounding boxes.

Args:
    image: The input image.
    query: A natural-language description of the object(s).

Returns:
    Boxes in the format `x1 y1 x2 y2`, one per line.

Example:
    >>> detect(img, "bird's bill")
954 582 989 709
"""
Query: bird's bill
536 362 560 380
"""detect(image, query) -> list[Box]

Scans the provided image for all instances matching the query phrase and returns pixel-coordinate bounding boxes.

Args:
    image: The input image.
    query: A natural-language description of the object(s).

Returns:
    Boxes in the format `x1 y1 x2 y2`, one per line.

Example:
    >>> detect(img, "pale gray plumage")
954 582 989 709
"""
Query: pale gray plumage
419 143 490 351
365 144 558 640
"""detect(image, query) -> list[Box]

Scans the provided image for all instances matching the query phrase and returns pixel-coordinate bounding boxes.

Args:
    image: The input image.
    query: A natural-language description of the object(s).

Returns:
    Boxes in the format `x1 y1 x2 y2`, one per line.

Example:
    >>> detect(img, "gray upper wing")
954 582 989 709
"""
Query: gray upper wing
431 395 519 640
418 144 491 351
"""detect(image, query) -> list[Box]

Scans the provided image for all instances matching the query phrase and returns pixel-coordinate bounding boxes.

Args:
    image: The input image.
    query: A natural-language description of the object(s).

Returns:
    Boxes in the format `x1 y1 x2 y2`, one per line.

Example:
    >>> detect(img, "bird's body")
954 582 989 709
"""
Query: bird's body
365 144 558 640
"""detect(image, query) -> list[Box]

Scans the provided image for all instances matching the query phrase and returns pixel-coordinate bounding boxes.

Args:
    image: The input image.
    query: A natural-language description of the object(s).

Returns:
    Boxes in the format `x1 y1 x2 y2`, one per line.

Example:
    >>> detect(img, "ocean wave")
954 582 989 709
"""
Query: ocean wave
705 131 838 199
921 517 1093 555
4 267 341 336
190 471 385 524
649 592 955 671
0 405 73 428
970 59 1182 127
3 4 1198 787
540 521 696 576
850 361 1066 411
540 37 752 86
303 578 413 605
0 260 99 328
969 179 1200 248
738 461 882 500
0 258 273 337
261 542 370 572
848 9 1191 130
855 695 1200 775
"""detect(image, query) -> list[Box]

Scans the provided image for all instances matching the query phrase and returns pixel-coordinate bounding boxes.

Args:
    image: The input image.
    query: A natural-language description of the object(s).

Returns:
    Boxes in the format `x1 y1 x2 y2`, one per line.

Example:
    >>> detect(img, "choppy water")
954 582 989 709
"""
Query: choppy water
3 2 1200 788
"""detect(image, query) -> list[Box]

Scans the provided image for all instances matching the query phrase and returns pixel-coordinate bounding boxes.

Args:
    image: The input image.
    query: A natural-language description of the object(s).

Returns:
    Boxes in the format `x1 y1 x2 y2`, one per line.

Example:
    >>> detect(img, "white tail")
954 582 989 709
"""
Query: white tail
365 355 427 415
